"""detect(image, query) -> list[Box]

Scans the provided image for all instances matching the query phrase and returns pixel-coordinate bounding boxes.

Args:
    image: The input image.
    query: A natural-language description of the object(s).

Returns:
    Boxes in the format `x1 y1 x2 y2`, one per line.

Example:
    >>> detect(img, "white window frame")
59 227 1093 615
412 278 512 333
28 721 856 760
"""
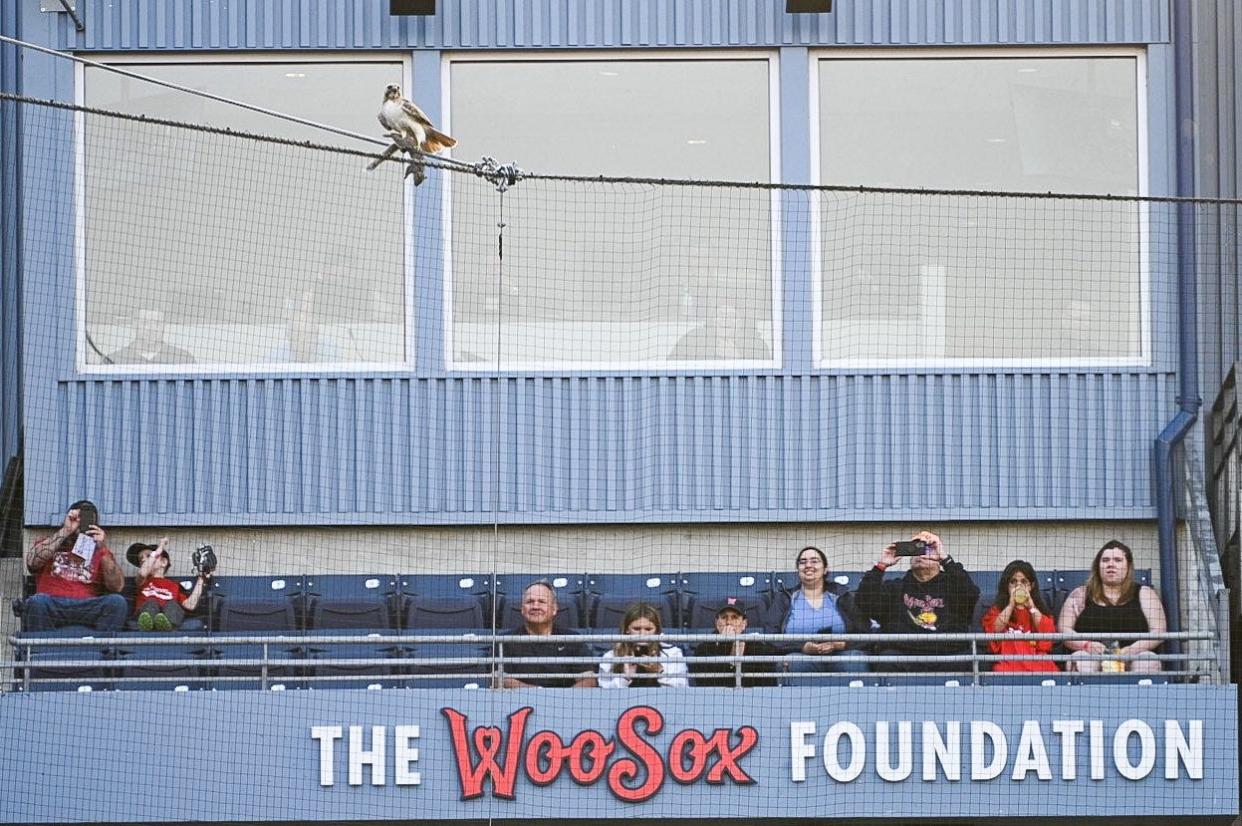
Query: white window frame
441 49 783 373
809 46 1151 370
74 52 415 375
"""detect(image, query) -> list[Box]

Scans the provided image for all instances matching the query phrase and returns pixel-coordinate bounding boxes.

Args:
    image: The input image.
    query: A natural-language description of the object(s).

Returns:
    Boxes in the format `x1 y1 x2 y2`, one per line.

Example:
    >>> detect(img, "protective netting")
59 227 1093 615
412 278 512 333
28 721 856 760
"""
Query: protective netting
0 94 1236 823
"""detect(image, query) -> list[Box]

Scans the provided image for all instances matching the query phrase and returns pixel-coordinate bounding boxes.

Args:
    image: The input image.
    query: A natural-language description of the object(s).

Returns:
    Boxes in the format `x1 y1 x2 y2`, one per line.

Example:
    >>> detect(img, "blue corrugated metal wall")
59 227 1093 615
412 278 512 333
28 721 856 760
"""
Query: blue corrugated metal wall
51 0 1169 50
1 1 20 479
1195 0 1242 406
47 372 1171 525
12 0 1182 525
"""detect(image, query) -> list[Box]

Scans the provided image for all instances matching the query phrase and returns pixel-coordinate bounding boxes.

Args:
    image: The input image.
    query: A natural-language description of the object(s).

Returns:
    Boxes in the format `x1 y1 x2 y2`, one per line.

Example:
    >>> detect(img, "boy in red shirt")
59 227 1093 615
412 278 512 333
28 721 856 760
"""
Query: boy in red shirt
24 500 126 632
127 538 209 631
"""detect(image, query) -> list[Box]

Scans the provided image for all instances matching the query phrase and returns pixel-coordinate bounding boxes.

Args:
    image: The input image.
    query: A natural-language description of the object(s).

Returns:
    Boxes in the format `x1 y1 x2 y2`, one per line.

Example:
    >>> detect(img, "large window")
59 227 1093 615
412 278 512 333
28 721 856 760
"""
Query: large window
446 55 778 370
81 58 408 370
814 53 1145 366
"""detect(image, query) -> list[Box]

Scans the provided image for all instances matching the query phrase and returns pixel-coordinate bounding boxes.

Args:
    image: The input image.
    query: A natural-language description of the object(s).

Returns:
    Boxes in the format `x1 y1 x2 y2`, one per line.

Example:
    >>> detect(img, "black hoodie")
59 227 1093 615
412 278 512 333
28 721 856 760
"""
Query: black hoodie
854 559 980 654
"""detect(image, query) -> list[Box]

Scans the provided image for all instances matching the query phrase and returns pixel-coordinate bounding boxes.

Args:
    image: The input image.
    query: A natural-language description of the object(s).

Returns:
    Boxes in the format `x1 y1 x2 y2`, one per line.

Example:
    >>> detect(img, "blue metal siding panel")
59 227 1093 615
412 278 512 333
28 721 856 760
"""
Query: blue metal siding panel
60 0 1169 50
0 0 20 475
1195 0 1242 406
35 372 1177 524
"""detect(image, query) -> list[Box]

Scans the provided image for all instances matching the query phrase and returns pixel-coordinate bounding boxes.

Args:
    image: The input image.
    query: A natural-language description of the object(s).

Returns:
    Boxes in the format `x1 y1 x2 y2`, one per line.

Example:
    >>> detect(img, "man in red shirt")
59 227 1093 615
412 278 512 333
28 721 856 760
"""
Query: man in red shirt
23 500 126 632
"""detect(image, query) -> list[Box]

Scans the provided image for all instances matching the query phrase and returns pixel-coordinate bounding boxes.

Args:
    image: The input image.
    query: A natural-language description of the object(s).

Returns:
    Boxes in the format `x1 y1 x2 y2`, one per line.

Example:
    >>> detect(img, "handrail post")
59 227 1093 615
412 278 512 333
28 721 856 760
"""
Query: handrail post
496 641 505 689
1216 589 1232 684
261 642 269 690
971 639 980 686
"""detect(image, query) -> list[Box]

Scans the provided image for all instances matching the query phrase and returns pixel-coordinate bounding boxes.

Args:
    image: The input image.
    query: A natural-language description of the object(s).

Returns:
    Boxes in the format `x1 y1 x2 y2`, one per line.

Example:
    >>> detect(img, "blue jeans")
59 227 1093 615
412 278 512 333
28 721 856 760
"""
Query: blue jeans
786 649 870 681
23 593 128 633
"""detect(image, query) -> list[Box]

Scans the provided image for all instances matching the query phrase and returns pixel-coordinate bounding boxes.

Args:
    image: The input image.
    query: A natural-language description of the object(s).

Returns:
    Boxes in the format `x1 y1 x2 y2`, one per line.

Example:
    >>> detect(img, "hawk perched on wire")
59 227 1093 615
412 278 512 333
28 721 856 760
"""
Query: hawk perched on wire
367 84 457 186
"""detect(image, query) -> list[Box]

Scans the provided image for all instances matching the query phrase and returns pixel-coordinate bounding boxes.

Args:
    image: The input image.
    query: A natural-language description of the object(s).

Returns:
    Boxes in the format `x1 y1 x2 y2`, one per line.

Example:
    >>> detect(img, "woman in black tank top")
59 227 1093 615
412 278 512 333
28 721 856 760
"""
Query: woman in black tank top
1057 540 1167 674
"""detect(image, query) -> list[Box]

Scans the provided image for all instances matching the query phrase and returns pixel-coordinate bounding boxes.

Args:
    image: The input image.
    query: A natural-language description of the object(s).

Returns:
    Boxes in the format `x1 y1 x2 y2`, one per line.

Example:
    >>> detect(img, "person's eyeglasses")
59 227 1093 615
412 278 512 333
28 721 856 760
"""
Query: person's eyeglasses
797 559 821 567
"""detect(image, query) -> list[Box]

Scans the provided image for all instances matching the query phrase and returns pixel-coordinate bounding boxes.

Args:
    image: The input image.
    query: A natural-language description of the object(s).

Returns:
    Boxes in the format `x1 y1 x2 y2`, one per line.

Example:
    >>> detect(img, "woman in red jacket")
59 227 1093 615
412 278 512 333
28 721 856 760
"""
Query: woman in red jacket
980 560 1059 672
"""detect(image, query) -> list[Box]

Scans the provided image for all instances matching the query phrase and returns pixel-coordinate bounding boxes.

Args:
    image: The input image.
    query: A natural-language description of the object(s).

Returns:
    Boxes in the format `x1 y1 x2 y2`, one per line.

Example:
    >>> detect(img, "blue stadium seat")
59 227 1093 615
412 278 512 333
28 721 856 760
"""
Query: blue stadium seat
881 675 971 687
1068 672 1171 686
495 573 585 631
979 673 1069 686
583 572 679 631
210 641 305 690
115 635 214 691
679 571 773 630
403 638 489 689
210 575 303 632
304 574 398 630
400 573 498 629
13 631 115 692
772 570 863 593
1049 568 1152 615
403 595 485 630
304 631 405 689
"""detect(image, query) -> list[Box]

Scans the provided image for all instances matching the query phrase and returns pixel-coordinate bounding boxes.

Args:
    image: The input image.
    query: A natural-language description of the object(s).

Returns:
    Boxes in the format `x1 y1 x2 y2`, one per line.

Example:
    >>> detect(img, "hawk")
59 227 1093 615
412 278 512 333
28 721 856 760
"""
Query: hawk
367 84 457 186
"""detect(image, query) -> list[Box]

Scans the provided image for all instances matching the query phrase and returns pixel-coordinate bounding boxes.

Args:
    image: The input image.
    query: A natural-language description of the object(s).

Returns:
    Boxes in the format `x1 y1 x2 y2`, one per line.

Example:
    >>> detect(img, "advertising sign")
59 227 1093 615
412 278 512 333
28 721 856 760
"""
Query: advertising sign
0 686 1236 822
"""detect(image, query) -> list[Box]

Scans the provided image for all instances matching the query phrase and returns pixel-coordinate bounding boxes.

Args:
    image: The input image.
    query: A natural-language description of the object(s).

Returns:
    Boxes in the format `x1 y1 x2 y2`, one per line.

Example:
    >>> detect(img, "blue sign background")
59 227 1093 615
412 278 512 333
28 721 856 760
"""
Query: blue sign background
0 686 1235 822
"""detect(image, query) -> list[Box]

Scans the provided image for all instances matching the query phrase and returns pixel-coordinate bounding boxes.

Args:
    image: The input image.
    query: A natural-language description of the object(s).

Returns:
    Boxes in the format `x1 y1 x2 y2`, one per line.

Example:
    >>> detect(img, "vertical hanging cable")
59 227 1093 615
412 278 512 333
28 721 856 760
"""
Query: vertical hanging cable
477 159 522 688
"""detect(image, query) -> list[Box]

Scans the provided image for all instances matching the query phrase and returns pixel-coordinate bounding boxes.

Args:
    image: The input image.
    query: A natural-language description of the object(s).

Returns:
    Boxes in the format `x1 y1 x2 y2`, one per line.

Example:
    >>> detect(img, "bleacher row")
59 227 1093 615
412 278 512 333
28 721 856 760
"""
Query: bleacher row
10 567 1152 691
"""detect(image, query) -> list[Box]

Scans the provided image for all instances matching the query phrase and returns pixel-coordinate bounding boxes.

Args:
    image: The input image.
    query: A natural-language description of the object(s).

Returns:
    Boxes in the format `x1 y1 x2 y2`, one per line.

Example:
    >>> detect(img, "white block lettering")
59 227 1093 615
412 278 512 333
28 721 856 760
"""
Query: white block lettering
311 726 343 787
921 721 961 781
1113 719 1156 780
1051 720 1084 780
790 722 817 782
970 721 1007 781
1164 720 1203 780
349 725 387 786
875 721 912 782
822 722 865 782
394 725 421 786
1011 721 1052 781
1089 721 1106 780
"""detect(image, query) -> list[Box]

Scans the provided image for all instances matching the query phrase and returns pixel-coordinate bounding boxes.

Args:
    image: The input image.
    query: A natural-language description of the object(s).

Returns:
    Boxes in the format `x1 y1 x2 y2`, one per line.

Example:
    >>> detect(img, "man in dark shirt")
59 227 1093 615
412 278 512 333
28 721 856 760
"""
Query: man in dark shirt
854 531 980 673
692 598 777 687
497 581 596 688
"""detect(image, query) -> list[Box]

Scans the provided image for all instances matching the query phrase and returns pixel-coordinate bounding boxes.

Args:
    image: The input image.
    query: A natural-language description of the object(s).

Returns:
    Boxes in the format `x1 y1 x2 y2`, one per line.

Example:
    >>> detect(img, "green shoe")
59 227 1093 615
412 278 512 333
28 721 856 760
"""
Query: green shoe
137 612 154 631
153 613 174 632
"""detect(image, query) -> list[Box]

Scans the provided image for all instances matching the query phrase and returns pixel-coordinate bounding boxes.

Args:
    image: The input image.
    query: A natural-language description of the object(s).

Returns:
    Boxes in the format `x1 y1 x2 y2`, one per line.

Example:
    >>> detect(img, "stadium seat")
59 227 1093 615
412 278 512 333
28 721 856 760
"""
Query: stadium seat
13 631 115 692
403 638 489 689
495 573 585 631
115 635 214 691
403 595 486 630
881 675 971 687
979 673 1069 687
679 571 773 629
210 641 306 690
304 574 399 630
210 575 303 632
1049 568 1152 615
772 570 864 593
400 573 498 629
583 572 679 630
304 631 405 690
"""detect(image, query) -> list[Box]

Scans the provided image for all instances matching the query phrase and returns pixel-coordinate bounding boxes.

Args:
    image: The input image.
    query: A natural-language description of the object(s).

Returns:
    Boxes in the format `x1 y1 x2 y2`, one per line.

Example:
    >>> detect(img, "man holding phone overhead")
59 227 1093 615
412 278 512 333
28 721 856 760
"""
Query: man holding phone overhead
854 530 980 673
22 500 126 632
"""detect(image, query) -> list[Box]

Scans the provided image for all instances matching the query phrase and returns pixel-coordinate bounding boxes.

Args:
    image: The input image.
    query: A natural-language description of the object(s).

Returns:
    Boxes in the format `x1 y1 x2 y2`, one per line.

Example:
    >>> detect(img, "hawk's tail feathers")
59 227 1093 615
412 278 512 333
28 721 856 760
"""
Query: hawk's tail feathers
422 129 458 154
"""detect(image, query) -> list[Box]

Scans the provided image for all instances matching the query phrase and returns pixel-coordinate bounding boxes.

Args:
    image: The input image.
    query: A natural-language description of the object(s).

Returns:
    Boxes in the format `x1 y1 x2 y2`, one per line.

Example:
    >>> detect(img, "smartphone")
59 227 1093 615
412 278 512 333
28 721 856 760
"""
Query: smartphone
75 505 100 535
893 540 928 557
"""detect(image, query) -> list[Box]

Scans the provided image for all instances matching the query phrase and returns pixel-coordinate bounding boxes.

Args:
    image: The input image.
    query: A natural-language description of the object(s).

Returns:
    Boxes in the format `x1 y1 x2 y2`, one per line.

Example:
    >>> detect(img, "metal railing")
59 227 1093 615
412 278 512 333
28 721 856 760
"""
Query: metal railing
2 630 1221 692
